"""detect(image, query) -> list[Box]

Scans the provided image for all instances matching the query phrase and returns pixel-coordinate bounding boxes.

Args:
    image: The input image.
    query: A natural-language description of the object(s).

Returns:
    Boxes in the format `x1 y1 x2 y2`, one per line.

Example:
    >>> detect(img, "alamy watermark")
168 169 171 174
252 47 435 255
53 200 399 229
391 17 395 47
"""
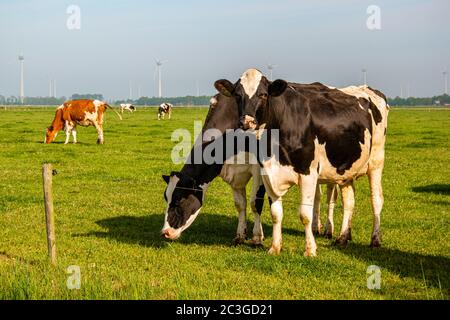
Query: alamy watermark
66 5 81 30
66 265 81 290
366 5 381 30
171 121 279 166
367 265 381 290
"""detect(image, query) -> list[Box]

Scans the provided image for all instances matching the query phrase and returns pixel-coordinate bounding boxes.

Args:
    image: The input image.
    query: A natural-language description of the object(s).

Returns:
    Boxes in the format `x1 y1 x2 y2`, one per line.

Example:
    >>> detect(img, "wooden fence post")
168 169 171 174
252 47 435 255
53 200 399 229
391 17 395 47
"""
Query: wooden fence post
42 164 57 265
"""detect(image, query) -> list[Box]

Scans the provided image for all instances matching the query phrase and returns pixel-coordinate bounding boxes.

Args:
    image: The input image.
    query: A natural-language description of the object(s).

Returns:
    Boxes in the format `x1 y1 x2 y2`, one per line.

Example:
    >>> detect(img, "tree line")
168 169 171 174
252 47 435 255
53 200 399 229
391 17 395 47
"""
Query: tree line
387 94 450 106
1 93 449 107
0 94 211 106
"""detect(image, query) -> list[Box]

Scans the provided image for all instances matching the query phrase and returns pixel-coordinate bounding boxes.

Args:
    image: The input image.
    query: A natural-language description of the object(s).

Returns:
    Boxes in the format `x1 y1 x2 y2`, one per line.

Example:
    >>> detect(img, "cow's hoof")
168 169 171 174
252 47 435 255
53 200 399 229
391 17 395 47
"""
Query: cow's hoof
232 236 246 246
312 229 321 236
304 249 317 257
97 140 104 145
370 234 382 248
334 236 348 247
304 242 317 257
268 246 281 255
348 228 353 241
251 236 264 247
324 229 333 239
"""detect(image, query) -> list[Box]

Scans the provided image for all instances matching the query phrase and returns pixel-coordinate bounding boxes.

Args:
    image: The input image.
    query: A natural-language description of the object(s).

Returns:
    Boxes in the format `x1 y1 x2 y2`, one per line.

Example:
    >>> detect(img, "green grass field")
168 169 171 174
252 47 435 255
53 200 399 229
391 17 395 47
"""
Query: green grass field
0 106 449 300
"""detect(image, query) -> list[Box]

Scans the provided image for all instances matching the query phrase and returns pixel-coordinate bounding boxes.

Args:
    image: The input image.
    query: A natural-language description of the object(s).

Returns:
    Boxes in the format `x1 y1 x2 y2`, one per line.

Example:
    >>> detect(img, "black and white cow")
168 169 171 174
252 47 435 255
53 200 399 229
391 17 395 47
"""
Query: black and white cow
161 94 267 245
214 69 389 256
161 93 341 245
158 103 173 120
120 103 136 114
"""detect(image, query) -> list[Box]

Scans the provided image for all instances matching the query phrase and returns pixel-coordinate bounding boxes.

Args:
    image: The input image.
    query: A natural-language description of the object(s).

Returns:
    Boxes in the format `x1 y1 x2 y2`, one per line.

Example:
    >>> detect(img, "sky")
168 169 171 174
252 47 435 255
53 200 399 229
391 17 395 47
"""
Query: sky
0 0 449 99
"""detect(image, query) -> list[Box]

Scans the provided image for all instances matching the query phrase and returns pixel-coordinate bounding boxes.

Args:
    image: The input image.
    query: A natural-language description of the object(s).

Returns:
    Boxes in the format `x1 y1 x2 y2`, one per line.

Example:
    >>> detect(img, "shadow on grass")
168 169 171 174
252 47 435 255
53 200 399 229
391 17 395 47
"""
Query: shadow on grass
412 184 450 195
75 212 302 248
332 243 450 294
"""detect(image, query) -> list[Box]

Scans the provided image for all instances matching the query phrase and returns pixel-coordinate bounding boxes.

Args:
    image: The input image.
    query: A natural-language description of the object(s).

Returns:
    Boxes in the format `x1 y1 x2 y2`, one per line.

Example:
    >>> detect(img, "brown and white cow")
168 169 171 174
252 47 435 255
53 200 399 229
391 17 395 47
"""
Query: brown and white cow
45 99 122 145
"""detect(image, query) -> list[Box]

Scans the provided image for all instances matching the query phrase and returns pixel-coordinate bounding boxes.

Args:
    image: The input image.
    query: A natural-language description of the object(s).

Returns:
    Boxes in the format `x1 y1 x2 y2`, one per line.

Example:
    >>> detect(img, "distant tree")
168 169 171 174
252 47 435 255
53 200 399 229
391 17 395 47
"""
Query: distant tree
115 95 212 106
387 94 449 106
71 93 104 101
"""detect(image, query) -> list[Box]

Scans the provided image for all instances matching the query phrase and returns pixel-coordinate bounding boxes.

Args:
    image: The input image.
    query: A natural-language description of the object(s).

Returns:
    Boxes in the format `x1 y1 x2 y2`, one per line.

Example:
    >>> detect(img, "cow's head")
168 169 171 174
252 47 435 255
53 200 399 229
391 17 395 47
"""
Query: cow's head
45 126 58 144
214 68 288 130
161 171 206 240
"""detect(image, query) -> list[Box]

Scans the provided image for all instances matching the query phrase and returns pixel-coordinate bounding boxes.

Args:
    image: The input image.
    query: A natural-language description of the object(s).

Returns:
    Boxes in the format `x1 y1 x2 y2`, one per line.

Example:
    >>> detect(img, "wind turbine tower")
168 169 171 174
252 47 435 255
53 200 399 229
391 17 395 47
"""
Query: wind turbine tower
155 59 167 98
129 80 133 100
267 64 277 81
444 70 448 95
362 68 367 86
18 54 25 103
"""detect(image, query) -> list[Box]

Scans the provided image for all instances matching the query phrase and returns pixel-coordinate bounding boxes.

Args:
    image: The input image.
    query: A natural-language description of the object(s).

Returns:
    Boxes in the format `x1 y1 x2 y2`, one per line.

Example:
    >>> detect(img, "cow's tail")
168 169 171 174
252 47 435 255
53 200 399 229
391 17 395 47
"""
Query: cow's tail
105 104 123 120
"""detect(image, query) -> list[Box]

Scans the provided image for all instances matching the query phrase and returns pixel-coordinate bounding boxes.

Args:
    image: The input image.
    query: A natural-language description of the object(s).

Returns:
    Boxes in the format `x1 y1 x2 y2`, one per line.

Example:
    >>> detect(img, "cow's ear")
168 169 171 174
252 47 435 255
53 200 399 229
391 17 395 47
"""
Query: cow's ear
162 175 170 184
214 79 234 97
268 79 288 97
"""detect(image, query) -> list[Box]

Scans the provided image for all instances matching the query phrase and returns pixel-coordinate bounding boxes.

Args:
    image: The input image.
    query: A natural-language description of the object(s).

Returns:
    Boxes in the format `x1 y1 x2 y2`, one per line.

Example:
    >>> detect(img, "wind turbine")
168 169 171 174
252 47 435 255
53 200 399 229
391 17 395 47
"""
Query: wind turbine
267 63 277 81
18 54 25 103
155 59 168 98
443 70 448 95
129 80 133 100
362 68 367 86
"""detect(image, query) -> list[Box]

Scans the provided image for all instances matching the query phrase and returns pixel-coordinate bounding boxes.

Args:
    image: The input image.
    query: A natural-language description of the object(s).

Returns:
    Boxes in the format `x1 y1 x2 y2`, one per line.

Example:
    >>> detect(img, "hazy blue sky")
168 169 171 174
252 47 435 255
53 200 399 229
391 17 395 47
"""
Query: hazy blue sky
1 0 449 99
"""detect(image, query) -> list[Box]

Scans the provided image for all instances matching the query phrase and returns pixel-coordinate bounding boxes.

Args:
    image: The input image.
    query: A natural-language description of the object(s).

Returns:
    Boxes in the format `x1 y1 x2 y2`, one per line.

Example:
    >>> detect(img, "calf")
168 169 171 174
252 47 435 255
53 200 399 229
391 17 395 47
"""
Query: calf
45 99 122 144
120 103 136 114
215 69 389 256
162 94 266 245
158 103 172 120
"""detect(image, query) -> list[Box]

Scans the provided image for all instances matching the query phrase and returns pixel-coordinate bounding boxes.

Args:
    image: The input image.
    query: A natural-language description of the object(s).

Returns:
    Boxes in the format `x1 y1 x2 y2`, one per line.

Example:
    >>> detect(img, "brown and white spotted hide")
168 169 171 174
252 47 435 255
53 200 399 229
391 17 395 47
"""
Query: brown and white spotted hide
45 99 109 144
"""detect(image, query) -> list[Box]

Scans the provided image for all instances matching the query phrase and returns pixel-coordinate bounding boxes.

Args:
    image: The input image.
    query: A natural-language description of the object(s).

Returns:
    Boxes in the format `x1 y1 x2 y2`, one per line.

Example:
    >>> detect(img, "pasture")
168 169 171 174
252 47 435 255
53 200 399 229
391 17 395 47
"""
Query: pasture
0 106 449 300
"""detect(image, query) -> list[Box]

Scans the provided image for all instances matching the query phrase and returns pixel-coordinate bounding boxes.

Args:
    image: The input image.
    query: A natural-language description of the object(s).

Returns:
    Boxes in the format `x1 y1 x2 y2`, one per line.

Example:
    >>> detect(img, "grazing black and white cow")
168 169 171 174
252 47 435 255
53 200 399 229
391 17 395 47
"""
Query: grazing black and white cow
158 103 172 120
161 94 267 245
214 69 389 256
120 103 136 114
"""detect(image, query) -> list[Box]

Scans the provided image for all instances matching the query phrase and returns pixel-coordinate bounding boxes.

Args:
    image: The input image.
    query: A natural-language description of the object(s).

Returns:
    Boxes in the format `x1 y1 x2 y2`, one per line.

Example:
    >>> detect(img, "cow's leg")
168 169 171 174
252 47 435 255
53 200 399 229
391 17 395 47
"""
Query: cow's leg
268 198 283 255
312 184 322 235
335 181 355 246
324 184 338 238
157 113 161 120
94 123 104 144
71 126 77 144
232 187 247 245
250 180 265 246
64 121 73 144
168 111 171 119
368 168 383 247
299 175 318 257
